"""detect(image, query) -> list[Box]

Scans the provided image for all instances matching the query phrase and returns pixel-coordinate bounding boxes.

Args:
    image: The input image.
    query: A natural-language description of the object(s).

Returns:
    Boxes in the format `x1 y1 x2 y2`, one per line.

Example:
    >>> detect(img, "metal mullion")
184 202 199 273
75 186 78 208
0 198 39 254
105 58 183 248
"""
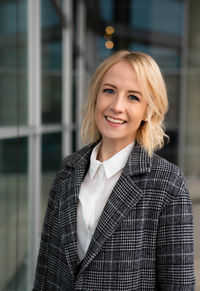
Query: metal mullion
27 0 41 289
62 0 73 158
178 0 190 171
0 125 63 140
76 0 86 150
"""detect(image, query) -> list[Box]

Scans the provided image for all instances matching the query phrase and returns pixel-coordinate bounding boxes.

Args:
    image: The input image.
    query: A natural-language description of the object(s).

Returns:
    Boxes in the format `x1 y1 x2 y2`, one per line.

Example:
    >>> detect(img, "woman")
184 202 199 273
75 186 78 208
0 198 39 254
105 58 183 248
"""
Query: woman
33 51 195 290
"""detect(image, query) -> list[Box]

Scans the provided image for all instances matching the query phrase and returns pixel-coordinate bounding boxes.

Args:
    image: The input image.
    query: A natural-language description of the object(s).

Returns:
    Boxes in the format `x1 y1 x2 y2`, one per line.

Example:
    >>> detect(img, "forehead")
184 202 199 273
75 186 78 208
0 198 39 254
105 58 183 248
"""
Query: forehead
101 61 140 88
104 61 136 77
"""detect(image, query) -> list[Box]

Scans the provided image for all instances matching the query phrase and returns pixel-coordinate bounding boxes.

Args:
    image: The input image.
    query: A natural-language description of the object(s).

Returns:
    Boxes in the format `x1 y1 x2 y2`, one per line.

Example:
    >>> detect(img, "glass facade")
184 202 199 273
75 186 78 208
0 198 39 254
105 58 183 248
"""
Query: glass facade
0 0 199 289
41 133 61 223
0 138 28 290
41 0 62 124
0 0 28 290
0 0 27 126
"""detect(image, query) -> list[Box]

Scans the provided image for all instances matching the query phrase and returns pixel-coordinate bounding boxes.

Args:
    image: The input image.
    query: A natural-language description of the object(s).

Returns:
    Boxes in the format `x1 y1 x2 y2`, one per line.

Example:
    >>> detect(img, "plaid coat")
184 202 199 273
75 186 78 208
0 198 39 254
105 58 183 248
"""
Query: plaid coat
33 143 195 291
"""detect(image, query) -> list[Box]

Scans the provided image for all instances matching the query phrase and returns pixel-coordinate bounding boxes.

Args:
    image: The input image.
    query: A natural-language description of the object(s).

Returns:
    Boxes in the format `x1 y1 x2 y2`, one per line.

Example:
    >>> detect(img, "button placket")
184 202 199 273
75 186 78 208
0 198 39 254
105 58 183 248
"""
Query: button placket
87 164 105 235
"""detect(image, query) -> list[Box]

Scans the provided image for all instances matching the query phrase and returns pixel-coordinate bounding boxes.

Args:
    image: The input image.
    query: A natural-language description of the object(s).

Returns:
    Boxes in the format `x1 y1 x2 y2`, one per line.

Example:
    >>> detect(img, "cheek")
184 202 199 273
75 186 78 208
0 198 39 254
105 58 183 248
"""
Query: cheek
94 102 102 126
94 103 99 120
135 105 147 118
95 97 104 117
129 108 146 125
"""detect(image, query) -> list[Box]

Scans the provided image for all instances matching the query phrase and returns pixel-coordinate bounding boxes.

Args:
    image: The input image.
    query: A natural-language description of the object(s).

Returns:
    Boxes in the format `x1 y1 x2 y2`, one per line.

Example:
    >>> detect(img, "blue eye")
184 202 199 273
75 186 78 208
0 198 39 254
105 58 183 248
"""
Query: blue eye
103 88 114 94
129 95 139 101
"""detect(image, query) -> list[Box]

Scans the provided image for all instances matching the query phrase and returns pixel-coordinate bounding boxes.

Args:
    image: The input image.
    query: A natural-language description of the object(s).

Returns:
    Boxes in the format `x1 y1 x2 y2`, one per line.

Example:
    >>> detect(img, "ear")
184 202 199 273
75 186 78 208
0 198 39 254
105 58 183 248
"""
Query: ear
143 106 149 122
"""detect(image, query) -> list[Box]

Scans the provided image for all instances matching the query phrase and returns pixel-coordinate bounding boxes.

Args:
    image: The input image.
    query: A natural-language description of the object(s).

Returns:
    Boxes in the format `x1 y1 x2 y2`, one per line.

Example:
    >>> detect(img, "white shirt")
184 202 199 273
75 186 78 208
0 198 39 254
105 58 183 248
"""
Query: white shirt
77 141 134 261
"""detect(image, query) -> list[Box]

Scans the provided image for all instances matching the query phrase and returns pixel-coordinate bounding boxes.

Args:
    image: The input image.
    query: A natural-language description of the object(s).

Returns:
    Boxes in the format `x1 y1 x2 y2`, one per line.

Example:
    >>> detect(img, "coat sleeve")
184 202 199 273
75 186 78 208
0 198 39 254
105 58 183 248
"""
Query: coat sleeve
156 180 196 290
32 176 60 290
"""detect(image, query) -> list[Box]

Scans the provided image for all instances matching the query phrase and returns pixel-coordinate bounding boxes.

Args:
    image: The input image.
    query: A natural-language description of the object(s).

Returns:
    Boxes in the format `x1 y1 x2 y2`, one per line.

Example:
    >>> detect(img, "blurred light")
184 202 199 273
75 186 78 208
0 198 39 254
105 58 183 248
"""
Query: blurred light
105 40 114 49
105 25 115 35
104 33 112 40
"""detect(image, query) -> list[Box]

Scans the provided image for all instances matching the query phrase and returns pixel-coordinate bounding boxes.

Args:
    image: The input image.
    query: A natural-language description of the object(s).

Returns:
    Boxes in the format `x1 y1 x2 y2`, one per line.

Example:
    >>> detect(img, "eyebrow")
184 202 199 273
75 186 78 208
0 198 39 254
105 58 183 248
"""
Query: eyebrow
102 83 143 96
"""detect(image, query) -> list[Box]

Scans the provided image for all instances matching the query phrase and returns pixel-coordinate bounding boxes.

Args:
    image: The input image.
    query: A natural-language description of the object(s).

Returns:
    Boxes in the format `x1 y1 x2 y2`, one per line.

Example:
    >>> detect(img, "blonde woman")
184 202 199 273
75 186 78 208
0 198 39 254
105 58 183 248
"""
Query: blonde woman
33 51 195 290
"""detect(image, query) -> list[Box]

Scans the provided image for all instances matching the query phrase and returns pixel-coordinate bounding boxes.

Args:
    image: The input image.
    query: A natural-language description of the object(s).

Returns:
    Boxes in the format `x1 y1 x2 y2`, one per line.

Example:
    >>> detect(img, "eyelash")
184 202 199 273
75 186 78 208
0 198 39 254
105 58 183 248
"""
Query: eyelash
103 88 114 94
128 95 140 101
103 88 140 101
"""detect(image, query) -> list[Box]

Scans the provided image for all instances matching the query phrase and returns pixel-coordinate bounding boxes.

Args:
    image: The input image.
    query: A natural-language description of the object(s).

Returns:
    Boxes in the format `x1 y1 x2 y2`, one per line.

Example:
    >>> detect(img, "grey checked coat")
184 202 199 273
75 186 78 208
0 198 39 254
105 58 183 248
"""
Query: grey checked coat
33 143 195 291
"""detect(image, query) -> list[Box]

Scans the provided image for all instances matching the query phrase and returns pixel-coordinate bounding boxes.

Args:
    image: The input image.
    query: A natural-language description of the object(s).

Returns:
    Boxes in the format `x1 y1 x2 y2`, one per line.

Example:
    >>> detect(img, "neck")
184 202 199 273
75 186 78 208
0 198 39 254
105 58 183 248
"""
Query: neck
97 139 134 162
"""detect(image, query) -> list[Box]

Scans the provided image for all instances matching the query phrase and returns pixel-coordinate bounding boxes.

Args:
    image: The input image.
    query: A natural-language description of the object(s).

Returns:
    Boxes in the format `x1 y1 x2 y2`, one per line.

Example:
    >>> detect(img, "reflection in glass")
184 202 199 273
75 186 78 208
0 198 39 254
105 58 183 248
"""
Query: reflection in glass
156 74 180 165
130 43 180 70
99 0 114 22
0 0 27 126
41 0 60 29
0 138 28 290
42 74 62 123
185 74 200 177
41 0 62 124
0 74 27 125
41 133 61 224
130 0 184 36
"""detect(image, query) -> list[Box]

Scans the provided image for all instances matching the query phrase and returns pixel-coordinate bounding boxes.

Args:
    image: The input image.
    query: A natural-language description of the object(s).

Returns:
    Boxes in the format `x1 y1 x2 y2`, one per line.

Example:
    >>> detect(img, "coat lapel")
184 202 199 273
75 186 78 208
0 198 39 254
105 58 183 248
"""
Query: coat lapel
78 144 152 277
59 143 96 279
78 174 143 277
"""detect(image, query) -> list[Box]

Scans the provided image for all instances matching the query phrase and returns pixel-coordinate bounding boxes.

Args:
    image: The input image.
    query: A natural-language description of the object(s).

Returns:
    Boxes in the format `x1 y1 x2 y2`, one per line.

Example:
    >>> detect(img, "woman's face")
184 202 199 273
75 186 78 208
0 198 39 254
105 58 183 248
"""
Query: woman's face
95 61 148 149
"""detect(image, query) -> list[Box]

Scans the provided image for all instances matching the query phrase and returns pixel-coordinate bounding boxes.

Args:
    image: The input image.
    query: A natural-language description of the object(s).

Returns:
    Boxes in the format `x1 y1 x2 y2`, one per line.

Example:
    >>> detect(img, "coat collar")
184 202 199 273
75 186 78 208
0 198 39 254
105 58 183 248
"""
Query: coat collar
63 141 152 177
62 142 98 169
123 142 152 176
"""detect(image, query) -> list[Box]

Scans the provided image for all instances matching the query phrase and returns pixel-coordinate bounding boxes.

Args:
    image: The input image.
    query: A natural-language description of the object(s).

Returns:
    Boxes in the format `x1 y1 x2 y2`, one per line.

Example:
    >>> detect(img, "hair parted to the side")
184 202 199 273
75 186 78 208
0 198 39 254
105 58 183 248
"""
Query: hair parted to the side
81 50 169 156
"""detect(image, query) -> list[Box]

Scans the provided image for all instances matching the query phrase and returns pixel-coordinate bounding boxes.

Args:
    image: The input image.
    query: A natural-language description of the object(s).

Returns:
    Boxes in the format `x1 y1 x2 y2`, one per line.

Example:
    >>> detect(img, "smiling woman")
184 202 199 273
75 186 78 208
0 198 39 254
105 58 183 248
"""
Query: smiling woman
82 50 169 158
94 61 148 159
33 50 195 291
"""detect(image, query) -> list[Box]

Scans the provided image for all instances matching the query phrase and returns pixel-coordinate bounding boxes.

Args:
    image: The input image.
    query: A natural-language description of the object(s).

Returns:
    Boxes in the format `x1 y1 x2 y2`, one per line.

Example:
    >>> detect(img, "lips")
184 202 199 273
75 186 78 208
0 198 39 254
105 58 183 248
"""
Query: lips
105 116 126 124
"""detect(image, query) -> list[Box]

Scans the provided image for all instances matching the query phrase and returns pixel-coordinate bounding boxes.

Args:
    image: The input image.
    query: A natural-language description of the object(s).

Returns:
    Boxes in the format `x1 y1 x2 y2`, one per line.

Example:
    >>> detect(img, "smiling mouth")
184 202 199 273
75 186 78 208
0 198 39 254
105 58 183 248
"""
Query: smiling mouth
105 116 126 124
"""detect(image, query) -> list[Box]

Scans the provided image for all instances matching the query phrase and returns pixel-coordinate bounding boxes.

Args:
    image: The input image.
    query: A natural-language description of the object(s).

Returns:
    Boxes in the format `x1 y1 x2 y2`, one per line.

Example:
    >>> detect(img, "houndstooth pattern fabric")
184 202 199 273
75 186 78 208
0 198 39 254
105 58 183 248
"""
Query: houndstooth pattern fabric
33 143 195 291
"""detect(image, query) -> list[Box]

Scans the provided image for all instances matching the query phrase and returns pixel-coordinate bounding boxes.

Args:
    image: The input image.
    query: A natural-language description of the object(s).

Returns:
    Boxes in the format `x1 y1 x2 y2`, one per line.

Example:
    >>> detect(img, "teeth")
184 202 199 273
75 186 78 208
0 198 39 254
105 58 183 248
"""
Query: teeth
106 116 125 124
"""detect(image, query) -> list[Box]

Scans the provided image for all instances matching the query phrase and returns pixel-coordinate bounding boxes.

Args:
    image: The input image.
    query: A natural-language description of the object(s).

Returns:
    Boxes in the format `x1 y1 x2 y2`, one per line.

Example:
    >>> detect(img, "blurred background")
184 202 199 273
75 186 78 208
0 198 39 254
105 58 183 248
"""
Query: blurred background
0 0 199 290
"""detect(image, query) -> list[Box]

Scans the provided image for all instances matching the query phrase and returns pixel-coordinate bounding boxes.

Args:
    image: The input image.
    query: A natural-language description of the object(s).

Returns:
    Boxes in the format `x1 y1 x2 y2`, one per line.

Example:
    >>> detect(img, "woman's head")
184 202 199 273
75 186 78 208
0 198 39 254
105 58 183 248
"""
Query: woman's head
81 50 168 156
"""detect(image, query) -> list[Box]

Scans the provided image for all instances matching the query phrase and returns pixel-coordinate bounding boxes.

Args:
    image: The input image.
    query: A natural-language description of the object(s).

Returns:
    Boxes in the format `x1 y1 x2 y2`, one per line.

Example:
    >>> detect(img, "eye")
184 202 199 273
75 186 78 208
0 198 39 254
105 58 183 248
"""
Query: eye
128 95 139 101
103 88 115 94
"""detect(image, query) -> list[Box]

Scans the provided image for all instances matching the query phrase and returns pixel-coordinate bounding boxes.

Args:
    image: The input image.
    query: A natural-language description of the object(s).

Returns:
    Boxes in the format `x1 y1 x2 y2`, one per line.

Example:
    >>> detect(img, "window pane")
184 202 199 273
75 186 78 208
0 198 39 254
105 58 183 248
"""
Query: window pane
0 137 28 290
41 133 62 223
41 0 62 124
42 74 62 123
0 0 27 126
99 0 114 22
130 43 181 70
130 0 184 36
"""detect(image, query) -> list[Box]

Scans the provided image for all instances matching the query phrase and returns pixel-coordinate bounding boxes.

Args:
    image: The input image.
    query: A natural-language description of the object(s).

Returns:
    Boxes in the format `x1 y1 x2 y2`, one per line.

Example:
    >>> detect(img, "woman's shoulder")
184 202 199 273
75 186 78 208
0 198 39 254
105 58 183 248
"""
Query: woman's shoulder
64 143 96 165
150 153 189 195
151 153 184 178
58 143 97 175
51 144 93 182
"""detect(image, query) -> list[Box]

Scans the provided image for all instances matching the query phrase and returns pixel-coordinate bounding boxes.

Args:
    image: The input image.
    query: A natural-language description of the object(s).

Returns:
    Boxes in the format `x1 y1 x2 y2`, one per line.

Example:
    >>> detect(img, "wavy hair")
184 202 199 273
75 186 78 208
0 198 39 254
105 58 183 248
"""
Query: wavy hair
81 50 169 156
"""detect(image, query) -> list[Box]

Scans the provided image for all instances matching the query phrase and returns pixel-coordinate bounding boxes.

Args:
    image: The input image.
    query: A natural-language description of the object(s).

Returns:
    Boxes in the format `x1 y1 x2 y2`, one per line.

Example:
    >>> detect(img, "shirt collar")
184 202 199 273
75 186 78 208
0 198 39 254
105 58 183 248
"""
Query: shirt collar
89 141 135 180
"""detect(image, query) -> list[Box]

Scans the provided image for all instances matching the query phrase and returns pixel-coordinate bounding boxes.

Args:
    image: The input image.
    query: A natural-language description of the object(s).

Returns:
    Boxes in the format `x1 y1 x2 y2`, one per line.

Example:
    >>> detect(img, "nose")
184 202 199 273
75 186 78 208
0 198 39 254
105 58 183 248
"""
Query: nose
110 95 124 113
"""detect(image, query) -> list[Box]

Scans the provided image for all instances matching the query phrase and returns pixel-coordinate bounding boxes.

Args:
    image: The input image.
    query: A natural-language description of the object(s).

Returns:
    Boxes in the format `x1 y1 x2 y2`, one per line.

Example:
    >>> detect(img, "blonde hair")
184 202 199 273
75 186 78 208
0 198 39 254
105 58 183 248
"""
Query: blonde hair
81 50 169 156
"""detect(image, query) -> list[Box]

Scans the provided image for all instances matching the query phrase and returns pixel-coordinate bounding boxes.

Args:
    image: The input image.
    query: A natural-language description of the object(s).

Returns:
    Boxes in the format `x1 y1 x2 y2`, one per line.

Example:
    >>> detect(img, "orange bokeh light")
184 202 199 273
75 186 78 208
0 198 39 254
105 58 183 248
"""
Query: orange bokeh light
105 40 114 49
105 26 115 35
